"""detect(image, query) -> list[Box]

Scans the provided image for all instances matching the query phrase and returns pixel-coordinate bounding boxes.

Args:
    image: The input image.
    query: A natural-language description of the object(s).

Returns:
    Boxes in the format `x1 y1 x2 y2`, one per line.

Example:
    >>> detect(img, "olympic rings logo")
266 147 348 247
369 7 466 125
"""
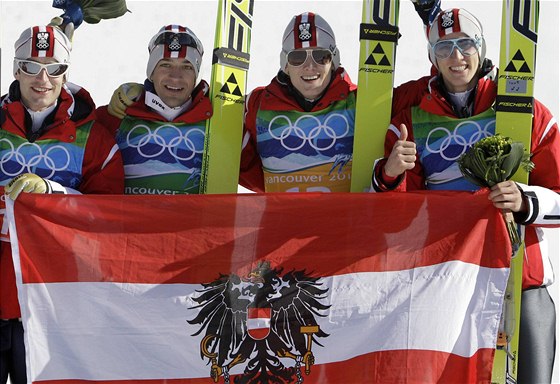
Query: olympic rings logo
0 139 71 178
268 113 350 151
425 120 495 161
126 124 205 162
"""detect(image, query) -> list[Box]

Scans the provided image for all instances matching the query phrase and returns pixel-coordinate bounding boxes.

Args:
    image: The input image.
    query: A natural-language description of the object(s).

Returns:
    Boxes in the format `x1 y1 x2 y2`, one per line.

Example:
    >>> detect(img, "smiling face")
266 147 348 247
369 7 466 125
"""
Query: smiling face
15 57 65 112
285 48 333 100
150 57 197 108
436 32 480 93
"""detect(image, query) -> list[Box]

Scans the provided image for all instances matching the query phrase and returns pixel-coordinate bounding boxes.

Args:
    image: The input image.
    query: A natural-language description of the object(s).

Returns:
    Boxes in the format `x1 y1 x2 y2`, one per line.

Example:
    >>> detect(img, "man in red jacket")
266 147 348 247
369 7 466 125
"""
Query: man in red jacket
96 24 212 195
0 25 124 384
239 12 430 193
372 8 559 382
239 12 356 193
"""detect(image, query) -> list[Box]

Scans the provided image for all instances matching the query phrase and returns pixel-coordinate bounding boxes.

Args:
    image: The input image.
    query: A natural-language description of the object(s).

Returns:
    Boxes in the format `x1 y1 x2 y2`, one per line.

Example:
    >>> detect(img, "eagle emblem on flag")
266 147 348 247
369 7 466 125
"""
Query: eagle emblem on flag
188 261 330 383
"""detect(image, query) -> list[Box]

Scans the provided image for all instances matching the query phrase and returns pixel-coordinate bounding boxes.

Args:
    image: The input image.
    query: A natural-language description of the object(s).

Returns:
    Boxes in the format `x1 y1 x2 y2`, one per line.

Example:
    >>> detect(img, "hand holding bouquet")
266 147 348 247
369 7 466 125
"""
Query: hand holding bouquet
457 134 534 247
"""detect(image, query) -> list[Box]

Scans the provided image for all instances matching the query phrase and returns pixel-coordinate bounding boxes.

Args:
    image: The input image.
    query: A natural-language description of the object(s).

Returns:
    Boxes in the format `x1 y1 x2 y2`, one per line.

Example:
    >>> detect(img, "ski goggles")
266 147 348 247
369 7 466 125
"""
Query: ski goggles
431 37 480 60
152 32 201 53
286 49 333 67
15 59 70 77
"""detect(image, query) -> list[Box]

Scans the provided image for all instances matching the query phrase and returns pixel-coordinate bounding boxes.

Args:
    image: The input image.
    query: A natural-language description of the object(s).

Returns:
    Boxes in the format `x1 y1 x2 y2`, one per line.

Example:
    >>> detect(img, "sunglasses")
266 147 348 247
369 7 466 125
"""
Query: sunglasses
15 59 69 77
287 49 333 67
152 32 201 52
431 37 480 60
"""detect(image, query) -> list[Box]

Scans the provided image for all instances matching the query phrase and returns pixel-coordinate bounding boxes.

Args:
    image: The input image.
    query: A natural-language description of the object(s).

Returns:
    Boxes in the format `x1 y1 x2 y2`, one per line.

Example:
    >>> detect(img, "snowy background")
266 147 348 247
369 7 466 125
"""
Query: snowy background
1 0 559 382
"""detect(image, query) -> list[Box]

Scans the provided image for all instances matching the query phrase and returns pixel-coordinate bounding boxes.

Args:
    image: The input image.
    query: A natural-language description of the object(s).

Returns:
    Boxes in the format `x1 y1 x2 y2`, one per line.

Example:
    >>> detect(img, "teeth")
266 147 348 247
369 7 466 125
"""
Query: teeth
166 86 183 91
302 75 319 81
32 87 50 92
450 65 467 71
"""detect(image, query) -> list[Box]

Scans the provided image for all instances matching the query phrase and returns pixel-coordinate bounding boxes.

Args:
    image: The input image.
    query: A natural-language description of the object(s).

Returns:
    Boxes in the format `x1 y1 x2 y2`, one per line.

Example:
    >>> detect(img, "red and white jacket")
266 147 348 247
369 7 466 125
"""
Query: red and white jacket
96 81 212 195
240 68 427 192
372 71 560 289
0 81 124 319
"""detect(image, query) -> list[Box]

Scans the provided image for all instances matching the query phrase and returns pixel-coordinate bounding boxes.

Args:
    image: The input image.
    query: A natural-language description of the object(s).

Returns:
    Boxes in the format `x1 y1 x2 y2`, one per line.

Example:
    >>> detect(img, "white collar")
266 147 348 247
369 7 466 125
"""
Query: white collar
26 102 58 132
448 88 474 111
145 91 192 121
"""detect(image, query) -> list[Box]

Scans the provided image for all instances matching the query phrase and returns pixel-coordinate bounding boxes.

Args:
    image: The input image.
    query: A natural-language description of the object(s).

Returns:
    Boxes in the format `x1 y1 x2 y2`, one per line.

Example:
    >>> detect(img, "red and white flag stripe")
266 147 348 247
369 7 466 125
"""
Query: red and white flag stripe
7 192 511 383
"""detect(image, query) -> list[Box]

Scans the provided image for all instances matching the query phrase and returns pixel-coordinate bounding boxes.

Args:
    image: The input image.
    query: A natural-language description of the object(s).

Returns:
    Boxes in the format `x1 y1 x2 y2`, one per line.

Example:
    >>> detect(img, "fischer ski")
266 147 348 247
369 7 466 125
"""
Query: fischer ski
491 0 539 383
351 0 400 192
200 0 254 194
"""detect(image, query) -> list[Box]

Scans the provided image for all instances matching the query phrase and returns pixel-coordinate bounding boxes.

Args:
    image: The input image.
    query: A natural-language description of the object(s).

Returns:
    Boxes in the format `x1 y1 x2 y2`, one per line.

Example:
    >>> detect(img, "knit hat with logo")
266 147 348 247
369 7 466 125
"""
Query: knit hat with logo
280 12 340 70
13 25 71 75
146 24 204 79
428 8 486 68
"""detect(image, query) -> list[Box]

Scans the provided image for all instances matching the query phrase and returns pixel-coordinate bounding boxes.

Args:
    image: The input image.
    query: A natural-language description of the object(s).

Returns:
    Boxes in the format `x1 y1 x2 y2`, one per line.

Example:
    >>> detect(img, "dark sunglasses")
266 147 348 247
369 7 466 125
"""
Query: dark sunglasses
287 49 333 67
153 32 200 51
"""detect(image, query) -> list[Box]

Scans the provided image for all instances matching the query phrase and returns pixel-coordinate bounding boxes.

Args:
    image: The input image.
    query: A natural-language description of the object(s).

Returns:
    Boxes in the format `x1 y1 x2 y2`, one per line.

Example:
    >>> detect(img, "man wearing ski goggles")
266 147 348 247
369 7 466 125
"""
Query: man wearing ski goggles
374 8 559 383
286 48 333 67
14 59 70 78
431 37 480 60
283 45 337 104
2 24 125 384
11 25 73 113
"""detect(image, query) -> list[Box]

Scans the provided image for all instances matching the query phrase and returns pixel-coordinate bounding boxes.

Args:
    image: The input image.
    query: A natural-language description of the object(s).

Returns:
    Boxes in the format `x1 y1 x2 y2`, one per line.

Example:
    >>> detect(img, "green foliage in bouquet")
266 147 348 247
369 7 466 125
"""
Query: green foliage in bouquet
458 134 534 188
458 134 535 248
75 0 129 24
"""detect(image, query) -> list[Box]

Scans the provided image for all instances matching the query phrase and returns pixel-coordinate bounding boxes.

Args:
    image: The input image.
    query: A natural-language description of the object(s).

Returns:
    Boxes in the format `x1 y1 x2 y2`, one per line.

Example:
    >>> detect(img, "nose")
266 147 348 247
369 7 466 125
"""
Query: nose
302 54 316 68
449 45 464 59
36 68 50 80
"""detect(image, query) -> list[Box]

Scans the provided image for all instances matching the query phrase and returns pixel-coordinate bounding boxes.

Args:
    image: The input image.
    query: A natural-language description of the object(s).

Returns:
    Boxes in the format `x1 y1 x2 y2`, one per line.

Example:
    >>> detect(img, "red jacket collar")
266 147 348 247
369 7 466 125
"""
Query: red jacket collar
259 67 356 112
1 82 94 141
421 73 497 117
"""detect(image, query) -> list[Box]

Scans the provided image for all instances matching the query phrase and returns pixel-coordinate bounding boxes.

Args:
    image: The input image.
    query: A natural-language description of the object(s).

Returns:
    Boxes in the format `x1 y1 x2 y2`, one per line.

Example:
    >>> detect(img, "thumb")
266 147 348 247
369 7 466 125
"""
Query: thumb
399 124 408 141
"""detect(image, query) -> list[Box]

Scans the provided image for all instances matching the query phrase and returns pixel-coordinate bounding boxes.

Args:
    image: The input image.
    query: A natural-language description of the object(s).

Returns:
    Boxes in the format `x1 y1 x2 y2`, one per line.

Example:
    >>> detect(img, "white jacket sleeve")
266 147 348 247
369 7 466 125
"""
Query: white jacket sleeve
517 182 560 226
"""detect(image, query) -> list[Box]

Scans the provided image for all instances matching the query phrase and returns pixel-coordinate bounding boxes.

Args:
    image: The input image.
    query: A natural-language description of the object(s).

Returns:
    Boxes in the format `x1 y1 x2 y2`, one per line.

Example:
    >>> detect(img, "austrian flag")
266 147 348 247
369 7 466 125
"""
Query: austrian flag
7 191 511 383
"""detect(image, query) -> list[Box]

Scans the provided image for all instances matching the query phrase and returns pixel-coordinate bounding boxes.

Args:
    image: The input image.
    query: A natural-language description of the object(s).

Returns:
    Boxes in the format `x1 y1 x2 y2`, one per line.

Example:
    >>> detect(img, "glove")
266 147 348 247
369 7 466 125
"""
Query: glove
49 16 75 42
5 173 50 200
52 0 84 29
412 0 441 27
108 82 144 119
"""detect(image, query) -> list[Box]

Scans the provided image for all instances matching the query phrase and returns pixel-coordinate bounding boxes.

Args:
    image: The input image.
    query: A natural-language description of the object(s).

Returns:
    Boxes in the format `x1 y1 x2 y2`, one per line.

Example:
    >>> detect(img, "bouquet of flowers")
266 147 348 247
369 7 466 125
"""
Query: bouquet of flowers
457 134 534 247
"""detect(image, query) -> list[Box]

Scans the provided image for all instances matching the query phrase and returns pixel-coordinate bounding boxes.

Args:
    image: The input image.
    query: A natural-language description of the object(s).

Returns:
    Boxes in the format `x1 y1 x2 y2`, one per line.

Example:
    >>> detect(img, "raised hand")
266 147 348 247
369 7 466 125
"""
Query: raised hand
384 124 417 178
